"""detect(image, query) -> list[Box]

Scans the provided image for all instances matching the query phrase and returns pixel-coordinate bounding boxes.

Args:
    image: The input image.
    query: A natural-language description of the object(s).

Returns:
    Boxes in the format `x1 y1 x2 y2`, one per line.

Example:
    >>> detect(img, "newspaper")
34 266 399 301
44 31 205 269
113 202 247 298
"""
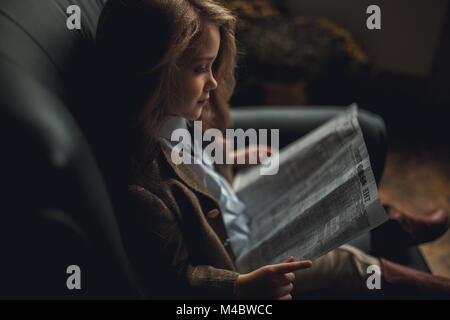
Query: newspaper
233 104 388 273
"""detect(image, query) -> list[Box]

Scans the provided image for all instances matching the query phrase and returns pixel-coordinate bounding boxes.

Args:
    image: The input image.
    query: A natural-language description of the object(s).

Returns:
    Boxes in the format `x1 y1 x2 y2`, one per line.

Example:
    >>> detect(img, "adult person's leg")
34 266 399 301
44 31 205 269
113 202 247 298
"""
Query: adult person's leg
291 243 450 299
292 244 381 298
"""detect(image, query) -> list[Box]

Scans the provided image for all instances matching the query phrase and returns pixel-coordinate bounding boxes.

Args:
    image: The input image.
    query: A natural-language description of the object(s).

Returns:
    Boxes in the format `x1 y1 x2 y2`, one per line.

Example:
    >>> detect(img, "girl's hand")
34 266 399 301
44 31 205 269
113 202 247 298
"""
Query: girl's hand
235 257 312 300
232 145 277 169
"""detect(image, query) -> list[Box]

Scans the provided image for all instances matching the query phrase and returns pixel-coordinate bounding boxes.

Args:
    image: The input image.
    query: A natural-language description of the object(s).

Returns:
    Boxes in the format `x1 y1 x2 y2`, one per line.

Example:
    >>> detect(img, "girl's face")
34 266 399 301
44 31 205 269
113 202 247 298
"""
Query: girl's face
168 21 220 121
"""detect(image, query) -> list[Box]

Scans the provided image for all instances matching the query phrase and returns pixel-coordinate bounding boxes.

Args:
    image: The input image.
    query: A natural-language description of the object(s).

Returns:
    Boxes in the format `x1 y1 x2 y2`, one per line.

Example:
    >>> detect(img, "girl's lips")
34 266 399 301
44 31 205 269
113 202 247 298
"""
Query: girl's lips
198 99 209 104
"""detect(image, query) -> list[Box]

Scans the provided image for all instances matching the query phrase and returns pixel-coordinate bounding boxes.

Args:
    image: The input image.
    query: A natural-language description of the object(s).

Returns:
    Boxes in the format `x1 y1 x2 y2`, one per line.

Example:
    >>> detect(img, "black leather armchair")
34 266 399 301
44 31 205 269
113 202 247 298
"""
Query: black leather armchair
0 0 142 299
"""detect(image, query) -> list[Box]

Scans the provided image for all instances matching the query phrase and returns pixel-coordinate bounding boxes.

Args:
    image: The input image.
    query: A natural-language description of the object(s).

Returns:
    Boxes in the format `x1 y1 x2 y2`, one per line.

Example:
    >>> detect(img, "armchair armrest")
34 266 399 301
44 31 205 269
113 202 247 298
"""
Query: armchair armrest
230 105 347 148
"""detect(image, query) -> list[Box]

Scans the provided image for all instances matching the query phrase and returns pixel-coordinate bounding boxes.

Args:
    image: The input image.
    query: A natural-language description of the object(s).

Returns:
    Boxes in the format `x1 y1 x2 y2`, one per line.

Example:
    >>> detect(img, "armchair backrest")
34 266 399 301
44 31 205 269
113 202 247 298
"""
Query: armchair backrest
0 0 143 299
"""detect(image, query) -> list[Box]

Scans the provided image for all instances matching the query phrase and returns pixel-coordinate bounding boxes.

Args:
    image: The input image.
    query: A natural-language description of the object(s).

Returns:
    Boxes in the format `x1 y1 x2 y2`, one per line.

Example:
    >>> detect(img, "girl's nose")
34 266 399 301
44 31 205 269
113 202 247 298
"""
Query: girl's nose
206 74 218 92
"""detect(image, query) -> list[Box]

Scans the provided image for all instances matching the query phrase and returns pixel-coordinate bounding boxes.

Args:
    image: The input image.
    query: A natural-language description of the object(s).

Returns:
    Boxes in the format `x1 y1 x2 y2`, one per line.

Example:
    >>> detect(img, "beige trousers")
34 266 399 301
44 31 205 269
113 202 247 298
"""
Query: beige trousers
293 244 381 297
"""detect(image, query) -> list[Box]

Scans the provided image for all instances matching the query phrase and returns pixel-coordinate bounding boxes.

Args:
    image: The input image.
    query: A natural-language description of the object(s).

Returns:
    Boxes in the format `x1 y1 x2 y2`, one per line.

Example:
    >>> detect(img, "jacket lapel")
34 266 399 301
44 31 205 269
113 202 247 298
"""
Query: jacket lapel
159 142 236 261
159 141 221 205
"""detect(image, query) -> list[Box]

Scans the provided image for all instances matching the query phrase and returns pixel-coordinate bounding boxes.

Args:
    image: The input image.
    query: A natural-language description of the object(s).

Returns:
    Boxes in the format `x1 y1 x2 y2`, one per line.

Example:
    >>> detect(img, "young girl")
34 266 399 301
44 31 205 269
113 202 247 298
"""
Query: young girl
96 0 450 299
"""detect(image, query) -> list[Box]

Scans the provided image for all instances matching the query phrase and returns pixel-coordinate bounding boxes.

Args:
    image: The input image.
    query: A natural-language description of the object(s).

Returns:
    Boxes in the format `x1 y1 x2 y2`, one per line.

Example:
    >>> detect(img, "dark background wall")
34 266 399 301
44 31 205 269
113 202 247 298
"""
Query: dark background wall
284 0 448 77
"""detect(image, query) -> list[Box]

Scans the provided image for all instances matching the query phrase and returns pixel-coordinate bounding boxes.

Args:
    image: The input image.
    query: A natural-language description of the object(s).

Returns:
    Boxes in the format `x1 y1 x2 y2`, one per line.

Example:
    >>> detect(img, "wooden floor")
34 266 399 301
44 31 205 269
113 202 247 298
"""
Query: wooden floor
378 139 450 277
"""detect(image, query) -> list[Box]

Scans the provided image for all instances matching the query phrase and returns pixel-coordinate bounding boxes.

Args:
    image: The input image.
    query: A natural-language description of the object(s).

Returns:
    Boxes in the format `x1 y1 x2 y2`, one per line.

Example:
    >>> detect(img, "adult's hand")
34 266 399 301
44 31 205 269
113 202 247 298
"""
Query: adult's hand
233 145 277 169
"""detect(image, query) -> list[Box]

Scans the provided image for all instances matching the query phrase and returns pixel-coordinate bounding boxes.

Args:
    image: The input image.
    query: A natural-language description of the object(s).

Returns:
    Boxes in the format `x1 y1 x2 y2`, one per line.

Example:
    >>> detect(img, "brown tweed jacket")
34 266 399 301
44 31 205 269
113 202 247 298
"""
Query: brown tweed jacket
120 141 239 299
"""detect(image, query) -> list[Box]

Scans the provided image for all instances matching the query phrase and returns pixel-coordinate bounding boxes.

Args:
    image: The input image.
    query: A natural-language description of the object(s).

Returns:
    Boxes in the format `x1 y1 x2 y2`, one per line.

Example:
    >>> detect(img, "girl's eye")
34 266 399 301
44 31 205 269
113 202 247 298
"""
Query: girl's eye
195 65 210 74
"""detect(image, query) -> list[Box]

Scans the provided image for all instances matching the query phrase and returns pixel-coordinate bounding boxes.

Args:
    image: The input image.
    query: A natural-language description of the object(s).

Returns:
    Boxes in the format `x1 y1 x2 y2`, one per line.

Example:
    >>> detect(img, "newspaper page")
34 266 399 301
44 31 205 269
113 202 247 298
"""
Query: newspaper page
233 104 388 273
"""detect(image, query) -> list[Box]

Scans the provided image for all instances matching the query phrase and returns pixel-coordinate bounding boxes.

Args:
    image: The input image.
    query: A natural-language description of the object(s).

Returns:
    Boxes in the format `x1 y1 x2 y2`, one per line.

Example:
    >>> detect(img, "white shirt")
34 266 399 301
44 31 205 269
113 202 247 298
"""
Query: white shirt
159 116 250 258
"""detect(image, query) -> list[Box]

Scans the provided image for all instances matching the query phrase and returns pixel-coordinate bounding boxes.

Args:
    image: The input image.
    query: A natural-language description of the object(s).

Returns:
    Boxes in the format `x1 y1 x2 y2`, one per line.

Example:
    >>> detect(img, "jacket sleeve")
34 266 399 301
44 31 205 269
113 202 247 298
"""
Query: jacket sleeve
123 185 240 299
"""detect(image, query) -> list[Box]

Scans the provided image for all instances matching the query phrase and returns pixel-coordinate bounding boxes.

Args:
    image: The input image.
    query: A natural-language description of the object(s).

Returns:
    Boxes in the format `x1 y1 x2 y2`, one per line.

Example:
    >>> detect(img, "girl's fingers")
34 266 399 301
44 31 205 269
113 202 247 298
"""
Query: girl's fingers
283 256 295 263
278 294 293 300
273 260 312 274
275 283 294 297
279 272 295 284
